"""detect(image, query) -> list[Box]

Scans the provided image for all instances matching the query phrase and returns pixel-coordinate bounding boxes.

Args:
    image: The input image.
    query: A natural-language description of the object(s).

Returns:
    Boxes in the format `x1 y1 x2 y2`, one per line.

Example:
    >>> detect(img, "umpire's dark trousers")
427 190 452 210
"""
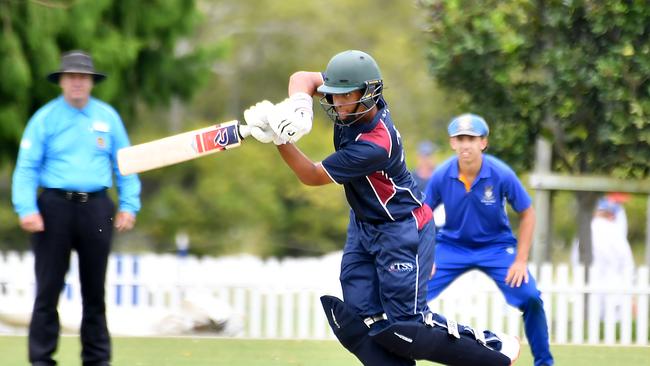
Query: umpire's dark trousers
29 188 115 366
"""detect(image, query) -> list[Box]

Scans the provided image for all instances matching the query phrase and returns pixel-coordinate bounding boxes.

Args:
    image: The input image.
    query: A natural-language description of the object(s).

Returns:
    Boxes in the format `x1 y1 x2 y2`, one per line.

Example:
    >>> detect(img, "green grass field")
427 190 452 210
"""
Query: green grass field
1 335 648 366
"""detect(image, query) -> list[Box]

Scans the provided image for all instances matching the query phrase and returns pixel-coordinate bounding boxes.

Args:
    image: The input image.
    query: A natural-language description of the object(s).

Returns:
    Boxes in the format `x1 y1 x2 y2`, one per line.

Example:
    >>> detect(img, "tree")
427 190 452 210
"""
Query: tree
418 0 650 264
0 0 218 165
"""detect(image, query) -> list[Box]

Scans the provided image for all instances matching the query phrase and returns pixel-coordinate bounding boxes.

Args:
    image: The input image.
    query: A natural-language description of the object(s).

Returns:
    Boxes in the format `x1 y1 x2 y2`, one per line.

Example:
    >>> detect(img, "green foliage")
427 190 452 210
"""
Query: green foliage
419 0 650 178
190 0 456 148
0 0 214 165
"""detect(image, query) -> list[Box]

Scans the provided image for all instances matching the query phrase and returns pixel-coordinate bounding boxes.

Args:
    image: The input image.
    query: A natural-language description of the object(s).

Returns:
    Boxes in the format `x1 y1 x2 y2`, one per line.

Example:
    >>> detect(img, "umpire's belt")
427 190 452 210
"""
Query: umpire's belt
46 188 107 203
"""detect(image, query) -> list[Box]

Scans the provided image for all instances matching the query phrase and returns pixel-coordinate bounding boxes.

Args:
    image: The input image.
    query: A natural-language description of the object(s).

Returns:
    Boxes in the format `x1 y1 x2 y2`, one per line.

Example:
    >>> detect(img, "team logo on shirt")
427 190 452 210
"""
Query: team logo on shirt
480 185 496 205
96 137 106 149
388 262 414 273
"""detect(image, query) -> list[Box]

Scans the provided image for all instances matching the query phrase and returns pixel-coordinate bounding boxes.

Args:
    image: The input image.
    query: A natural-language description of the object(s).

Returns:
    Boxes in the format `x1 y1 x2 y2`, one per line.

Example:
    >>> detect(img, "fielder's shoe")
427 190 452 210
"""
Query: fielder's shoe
494 332 521 365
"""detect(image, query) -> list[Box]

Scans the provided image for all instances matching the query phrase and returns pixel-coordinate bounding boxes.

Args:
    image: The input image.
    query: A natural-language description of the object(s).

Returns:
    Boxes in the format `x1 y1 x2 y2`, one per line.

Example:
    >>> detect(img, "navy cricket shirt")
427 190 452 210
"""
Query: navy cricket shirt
321 99 425 223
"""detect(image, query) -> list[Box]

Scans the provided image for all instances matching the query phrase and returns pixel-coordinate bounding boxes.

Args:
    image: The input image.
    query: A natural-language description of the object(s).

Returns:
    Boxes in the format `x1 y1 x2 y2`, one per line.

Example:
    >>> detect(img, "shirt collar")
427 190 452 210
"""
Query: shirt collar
59 95 94 116
477 155 492 179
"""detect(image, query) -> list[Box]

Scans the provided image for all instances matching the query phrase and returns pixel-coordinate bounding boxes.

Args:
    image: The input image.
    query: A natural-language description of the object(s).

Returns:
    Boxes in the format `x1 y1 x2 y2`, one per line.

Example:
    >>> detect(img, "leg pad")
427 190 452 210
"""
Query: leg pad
369 321 511 366
320 295 414 366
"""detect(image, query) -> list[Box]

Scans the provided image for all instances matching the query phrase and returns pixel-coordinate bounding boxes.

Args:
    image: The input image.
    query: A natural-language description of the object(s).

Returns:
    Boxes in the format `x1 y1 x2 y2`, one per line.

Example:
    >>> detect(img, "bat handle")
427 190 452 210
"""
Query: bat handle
238 123 252 139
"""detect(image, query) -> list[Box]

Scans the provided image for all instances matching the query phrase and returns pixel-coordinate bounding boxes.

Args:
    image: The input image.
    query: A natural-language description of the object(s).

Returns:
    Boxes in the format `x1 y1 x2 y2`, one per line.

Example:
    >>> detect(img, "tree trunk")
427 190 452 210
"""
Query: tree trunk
575 191 599 268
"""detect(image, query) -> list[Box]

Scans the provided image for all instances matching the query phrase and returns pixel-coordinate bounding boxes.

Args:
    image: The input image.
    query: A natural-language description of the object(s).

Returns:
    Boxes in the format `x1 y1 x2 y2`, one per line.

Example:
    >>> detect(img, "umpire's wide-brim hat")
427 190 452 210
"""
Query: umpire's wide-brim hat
47 50 106 84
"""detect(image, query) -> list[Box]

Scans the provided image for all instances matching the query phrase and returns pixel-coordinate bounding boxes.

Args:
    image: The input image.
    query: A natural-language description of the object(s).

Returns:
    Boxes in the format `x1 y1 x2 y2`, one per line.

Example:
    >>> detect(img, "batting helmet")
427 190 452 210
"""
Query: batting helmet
317 50 383 126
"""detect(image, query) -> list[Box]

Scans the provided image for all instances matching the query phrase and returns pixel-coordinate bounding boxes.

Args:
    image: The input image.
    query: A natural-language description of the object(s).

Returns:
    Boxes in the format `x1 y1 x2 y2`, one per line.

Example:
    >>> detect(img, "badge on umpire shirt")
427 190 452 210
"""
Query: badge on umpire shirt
92 121 110 149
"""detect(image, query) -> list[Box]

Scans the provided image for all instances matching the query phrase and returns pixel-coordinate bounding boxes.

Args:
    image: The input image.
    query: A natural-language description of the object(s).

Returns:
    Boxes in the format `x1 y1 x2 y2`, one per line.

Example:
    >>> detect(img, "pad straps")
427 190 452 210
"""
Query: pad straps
363 313 388 328
424 312 486 345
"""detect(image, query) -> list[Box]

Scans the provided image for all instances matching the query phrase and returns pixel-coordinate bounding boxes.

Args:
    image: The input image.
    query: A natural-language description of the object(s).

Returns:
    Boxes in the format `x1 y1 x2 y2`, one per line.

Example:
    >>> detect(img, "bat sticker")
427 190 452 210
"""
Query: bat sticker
194 124 240 153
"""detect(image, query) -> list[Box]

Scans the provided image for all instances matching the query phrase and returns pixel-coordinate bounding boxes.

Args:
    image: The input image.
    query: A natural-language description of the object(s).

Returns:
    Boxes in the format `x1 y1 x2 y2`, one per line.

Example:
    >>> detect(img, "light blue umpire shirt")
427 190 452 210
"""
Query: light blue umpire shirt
12 95 141 218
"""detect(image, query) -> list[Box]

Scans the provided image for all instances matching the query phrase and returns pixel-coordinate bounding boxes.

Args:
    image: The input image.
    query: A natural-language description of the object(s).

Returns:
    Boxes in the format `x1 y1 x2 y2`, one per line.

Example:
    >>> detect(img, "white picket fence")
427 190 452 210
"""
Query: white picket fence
0 250 648 346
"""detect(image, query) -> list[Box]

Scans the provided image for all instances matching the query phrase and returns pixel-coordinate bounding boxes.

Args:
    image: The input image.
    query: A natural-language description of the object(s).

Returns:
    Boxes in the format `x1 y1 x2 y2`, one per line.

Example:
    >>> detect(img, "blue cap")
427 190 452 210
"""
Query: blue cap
447 114 490 137
596 198 620 214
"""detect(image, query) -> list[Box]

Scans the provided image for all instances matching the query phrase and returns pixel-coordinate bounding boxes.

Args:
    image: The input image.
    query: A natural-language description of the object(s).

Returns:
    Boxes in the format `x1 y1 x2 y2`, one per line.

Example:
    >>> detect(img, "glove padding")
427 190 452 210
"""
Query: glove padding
243 100 284 145
244 100 273 129
267 92 313 144
250 124 284 145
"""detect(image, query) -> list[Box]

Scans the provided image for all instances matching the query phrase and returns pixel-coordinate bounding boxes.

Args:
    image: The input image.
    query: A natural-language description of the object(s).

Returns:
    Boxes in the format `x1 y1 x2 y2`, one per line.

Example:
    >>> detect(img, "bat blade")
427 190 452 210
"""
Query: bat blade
118 120 248 175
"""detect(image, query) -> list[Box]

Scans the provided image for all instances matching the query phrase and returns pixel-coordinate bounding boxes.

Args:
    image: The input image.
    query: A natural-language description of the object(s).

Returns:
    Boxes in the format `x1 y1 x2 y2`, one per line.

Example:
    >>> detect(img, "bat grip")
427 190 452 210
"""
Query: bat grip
238 124 252 139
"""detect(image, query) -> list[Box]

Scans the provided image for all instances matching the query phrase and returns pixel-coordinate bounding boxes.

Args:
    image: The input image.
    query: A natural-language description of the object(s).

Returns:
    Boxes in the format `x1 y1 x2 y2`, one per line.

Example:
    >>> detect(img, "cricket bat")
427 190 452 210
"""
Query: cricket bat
117 120 251 175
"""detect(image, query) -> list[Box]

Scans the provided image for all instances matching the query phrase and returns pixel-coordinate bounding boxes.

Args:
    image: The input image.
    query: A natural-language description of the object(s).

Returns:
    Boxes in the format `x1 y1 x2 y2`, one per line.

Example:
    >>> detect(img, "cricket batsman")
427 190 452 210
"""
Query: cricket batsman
243 50 520 365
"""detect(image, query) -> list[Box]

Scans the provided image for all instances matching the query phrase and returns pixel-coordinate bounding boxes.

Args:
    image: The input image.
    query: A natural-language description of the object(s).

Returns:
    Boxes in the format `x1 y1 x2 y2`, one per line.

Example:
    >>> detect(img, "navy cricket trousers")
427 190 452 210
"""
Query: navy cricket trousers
29 189 114 366
340 209 435 323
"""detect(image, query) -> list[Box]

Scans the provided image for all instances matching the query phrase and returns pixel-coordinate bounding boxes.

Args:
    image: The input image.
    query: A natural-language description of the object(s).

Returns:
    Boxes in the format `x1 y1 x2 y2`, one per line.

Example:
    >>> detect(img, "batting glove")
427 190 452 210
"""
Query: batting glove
243 100 274 129
249 124 285 145
243 100 284 145
267 92 313 144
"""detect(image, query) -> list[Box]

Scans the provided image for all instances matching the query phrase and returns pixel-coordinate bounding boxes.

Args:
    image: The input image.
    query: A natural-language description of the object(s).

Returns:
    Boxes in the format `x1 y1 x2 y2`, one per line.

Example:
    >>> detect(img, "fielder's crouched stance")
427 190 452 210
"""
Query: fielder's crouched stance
321 295 514 366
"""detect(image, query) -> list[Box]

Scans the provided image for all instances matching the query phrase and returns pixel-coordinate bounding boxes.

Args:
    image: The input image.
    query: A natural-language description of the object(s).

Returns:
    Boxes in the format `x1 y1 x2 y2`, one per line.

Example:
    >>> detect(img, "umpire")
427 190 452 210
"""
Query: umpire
12 50 141 366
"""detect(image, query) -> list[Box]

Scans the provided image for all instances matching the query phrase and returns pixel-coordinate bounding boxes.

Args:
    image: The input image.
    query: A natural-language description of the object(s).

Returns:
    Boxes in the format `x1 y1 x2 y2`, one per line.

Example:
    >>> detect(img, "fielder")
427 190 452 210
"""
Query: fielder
244 50 519 365
423 114 554 366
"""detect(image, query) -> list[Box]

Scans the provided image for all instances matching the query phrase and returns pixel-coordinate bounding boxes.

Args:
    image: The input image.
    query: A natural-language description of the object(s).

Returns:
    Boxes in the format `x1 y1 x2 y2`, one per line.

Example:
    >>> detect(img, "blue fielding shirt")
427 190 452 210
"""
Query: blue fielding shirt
321 98 425 223
423 154 531 247
12 96 141 218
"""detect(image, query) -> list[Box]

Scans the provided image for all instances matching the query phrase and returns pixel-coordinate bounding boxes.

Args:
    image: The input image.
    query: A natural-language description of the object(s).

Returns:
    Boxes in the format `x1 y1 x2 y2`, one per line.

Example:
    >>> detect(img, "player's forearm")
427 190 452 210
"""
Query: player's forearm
288 71 324 97
277 143 331 186
515 206 536 262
